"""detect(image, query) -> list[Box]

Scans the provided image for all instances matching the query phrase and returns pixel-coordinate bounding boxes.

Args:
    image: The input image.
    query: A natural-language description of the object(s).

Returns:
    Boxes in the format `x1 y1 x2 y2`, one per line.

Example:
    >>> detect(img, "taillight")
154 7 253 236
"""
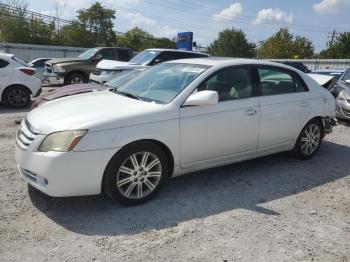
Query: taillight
19 68 36 75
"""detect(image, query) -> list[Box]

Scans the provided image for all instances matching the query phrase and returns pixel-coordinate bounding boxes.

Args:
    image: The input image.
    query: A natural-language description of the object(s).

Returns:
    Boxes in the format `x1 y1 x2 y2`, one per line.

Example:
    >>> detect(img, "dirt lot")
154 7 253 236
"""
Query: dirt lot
0 106 349 261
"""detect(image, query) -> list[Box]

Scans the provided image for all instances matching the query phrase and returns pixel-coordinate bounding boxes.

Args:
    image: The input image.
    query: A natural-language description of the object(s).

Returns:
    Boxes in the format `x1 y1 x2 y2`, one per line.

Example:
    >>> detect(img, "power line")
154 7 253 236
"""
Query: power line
0 3 177 46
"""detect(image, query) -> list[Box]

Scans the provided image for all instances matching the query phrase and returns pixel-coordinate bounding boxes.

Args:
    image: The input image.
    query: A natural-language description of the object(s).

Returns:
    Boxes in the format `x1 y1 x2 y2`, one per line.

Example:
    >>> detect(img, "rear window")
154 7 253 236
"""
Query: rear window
12 56 30 67
258 67 308 96
0 59 9 68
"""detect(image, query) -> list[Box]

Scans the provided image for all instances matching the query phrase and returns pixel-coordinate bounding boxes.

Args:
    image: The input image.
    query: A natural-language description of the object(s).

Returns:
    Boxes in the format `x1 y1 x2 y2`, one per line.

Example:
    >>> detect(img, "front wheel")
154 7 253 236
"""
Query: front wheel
65 73 87 85
103 142 169 205
293 119 323 159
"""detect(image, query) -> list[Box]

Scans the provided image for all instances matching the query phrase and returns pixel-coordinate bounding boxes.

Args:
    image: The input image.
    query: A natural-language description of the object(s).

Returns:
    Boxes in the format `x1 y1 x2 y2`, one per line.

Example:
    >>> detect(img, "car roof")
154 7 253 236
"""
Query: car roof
312 69 345 72
0 53 14 59
165 57 301 70
146 48 208 56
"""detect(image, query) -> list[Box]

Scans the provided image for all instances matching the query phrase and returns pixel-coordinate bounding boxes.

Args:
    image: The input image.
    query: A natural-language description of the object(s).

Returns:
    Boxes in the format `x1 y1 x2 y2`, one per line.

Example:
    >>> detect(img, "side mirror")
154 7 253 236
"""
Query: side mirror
183 90 218 107
153 58 163 65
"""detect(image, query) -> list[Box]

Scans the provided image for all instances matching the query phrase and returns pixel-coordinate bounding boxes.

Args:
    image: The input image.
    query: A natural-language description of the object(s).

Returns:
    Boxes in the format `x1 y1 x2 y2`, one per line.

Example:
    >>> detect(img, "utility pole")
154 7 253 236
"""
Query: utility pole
328 29 337 47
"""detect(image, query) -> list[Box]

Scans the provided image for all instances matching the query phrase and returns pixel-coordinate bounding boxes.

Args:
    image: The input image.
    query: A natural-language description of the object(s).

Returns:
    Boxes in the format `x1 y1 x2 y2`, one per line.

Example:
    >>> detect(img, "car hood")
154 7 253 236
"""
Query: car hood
96 59 147 70
307 73 334 86
27 90 168 134
43 83 108 101
47 57 85 65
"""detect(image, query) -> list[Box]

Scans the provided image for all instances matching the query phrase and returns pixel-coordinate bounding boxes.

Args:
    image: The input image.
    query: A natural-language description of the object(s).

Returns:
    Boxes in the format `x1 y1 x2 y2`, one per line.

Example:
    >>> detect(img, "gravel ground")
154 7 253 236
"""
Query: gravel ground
0 103 349 261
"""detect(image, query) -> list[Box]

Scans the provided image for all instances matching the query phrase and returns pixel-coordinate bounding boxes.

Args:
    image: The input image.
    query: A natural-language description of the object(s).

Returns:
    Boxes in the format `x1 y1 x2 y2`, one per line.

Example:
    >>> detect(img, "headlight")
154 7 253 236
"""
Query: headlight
53 64 65 73
38 130 87 152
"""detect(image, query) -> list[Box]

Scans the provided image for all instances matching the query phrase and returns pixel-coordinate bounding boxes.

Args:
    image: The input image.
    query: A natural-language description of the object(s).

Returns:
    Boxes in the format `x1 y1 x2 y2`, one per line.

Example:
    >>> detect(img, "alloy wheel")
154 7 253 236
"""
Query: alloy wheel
7 88 29 107
300 123 321 155
116 151 162 200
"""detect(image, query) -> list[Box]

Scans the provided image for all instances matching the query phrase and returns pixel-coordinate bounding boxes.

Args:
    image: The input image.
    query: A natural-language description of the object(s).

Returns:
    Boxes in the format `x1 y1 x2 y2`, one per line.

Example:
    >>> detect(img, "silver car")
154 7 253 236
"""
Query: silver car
332 69 350 120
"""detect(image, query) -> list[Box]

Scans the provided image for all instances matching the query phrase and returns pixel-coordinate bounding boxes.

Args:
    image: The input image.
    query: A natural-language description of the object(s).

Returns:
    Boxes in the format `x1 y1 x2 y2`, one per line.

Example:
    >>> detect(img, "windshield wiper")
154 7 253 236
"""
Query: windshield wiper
114 90 144 101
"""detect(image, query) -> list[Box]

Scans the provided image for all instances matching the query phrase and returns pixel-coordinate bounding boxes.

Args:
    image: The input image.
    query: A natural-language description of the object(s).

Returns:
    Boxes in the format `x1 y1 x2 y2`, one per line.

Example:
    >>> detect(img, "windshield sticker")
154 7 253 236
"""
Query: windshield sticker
150 51 157 54
181 67 205 73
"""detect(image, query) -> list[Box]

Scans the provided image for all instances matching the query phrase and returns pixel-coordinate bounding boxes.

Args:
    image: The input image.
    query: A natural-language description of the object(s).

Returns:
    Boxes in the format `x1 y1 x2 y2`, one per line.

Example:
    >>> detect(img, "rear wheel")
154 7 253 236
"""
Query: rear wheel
103 141 169 205
3 85 31 108
293 119 323 159
65 73 87 85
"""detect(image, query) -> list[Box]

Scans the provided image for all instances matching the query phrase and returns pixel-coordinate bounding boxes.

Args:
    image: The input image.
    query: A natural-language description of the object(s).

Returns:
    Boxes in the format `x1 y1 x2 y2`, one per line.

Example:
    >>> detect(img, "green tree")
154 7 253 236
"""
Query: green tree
207 28 256 58
0 0 57 44
319 32 350 58
76 2 116 46
60 21 91 47
259 28 314 59
116 27 175 51
292 36 314 59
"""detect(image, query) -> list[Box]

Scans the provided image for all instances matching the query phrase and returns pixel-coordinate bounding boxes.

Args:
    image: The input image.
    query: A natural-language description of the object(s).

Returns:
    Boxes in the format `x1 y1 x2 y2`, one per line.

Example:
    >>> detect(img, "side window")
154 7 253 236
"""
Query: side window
0 59 9 68
258 68 307 96
198 67 254 102
118 49 131 61
99 49 115 60
32 59 46 67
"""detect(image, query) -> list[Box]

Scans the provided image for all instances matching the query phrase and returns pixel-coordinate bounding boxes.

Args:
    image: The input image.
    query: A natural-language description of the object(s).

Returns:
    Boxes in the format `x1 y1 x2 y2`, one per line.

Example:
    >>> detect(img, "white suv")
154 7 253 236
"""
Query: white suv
0 53 41 108
89 49 209 84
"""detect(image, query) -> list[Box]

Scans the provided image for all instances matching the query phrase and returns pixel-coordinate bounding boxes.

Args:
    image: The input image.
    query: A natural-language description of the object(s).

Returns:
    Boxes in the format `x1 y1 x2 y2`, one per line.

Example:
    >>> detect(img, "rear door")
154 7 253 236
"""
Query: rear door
256 66 311 150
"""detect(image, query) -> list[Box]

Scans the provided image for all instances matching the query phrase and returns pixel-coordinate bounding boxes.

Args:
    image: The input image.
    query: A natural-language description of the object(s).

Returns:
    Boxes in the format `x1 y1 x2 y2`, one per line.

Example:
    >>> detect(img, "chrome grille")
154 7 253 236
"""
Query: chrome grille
16 119 39 150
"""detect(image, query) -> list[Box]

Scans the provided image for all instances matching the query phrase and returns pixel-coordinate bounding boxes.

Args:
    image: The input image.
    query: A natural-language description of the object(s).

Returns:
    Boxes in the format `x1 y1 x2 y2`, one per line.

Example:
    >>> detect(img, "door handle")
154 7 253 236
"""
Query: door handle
245 109 257 115
299 101 309 107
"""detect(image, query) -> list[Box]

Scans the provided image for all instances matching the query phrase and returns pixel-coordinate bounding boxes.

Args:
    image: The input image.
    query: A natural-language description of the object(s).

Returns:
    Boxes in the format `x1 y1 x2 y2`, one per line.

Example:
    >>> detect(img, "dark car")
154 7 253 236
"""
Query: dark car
43 47 133 86
282 62 310 73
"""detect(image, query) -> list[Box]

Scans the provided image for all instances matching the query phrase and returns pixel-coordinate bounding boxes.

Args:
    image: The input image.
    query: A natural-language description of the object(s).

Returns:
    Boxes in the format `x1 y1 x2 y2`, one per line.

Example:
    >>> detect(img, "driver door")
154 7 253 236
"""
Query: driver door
179 66 260 168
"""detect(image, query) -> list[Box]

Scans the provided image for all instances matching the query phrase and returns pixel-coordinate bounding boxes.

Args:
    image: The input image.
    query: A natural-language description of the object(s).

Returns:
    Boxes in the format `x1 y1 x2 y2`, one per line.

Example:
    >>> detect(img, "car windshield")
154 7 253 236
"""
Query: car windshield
115 63 210 103
341 69 350 85
105 70 143 88
128 50 160 65
78 48 98 59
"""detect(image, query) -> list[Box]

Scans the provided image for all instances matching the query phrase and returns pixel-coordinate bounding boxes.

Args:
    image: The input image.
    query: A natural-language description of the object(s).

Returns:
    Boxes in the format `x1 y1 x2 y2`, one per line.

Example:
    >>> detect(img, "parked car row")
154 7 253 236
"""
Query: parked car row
15 58 336 205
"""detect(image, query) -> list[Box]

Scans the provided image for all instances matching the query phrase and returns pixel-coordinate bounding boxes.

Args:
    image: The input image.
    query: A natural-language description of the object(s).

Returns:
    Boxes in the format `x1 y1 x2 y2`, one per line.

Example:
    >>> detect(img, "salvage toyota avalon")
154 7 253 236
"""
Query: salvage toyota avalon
15 58 336 205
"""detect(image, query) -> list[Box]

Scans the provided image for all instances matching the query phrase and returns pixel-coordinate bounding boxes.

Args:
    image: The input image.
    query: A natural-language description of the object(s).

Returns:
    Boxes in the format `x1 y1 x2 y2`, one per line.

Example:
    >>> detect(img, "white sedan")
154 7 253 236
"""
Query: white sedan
15 58 336 205
0 53 41 107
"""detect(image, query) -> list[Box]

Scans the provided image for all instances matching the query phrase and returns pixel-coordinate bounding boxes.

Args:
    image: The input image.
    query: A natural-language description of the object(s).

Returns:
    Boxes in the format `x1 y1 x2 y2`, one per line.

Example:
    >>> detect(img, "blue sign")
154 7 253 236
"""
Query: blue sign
176 32 193 51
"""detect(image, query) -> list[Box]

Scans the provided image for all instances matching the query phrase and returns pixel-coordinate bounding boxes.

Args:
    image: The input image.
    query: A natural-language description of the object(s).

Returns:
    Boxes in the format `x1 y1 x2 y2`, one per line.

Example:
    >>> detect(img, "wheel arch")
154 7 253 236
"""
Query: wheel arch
101 138 175 193
64 70 88 84
301 116 325 139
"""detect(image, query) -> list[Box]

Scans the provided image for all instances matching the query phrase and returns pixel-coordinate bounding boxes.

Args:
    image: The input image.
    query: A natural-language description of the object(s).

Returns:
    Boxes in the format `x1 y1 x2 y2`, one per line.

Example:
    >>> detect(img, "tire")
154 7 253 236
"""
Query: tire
3 85 31 108
103 141 169 205
293 119 324 159
65 73 87 85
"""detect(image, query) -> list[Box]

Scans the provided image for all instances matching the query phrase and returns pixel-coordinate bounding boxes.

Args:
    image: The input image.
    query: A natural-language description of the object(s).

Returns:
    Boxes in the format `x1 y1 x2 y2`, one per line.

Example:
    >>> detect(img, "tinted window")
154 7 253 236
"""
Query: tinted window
258 68 307 96
32 59 49 67
0 59 9 68
99 49 115 60
117 49 131 61
198 67 254 102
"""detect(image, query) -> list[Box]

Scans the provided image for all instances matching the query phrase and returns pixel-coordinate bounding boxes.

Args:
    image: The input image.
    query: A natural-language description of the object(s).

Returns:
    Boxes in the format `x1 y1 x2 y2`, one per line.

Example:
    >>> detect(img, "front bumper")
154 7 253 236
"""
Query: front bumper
89 72 117 84
43 72 65 86
335 99 350 120
15 142 118 197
